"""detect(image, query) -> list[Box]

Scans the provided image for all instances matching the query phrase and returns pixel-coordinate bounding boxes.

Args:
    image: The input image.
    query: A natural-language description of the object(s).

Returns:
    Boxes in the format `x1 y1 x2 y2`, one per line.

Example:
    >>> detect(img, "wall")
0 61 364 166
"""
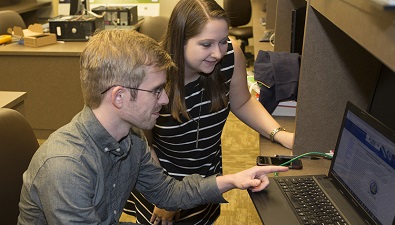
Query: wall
37 0 54 20
41 0 224 18
158 0 177 17
160 0 223 16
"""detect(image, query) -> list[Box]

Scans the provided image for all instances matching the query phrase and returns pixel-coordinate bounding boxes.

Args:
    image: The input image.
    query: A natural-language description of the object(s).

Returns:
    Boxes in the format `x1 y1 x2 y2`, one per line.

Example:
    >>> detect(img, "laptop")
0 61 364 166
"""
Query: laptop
249 101 395 225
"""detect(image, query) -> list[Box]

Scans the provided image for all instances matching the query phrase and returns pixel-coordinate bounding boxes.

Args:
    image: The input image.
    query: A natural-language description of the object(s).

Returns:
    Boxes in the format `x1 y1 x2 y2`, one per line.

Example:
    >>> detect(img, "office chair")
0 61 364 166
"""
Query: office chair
0 10 26 35
0 108 39 224
138 16 169 43
223 0 254 65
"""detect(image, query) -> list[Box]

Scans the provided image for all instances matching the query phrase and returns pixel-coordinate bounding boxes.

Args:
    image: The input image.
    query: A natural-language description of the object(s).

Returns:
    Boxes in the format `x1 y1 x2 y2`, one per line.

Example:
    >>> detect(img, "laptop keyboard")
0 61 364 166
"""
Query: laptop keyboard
276 177 348 225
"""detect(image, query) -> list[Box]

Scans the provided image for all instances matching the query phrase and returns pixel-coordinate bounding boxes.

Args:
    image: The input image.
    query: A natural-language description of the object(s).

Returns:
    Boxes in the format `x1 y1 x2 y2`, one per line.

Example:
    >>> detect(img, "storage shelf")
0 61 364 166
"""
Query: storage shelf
0 1 52 25
0 1 51 14
310 0 395 71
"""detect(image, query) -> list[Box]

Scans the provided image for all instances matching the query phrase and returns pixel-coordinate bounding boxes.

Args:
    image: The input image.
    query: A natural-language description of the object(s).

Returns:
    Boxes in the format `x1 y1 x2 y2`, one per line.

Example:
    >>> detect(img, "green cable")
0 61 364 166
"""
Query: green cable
273 152 333 177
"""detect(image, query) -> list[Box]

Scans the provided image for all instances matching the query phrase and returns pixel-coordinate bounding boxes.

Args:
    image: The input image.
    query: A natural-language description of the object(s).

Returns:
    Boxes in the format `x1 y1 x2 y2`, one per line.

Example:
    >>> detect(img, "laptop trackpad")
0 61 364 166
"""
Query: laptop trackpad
249 178 300 225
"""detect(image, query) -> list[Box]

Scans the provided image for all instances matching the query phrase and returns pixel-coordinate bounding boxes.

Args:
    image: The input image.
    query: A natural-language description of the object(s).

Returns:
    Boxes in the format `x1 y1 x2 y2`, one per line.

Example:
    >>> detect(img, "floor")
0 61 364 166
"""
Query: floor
213 113 262 225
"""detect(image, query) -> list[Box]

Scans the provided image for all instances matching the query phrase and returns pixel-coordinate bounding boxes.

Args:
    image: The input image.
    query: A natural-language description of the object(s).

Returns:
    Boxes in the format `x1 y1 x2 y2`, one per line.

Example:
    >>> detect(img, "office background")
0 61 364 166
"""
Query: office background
1 0 395 224
2 0 394 182
36 0 224 22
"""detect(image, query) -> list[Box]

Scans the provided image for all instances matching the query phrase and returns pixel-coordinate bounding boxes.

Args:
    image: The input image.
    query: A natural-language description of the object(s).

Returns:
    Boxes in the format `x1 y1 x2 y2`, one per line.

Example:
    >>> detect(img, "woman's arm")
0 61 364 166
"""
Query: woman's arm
227 38 294 149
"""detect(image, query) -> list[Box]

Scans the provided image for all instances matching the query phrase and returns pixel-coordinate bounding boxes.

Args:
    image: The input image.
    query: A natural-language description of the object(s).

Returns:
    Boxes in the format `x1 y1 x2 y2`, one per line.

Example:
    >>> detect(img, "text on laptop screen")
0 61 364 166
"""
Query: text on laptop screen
332 110 395 225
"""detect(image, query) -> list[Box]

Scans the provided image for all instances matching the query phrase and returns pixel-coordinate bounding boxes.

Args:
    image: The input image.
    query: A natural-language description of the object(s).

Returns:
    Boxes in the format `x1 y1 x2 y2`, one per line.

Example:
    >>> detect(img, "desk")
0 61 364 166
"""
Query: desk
0 22 144 139
0 91 27 115
0 42 85 139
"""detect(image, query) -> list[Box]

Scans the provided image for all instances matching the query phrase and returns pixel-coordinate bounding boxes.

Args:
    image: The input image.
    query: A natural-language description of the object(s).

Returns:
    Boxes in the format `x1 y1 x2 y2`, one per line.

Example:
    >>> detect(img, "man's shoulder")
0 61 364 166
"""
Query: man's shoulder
35 134 87 166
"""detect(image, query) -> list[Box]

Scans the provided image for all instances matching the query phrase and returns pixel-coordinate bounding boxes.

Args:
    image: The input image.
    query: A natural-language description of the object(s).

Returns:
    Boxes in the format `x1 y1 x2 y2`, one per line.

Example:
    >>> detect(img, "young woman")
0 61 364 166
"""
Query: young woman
124 0 294 224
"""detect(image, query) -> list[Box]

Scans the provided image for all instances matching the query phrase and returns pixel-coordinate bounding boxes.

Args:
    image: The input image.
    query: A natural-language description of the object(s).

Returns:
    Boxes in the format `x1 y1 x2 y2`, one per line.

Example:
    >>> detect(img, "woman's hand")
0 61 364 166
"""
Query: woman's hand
150 206 180 225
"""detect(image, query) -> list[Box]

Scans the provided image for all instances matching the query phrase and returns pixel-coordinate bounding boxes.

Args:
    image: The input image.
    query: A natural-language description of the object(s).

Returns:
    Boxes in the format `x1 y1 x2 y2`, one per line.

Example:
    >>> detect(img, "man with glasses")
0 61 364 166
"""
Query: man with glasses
17 30 287 225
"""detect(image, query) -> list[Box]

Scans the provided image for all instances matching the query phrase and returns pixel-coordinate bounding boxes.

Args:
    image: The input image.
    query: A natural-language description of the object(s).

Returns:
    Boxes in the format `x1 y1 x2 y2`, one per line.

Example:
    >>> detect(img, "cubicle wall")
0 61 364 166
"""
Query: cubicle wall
292 0 395 155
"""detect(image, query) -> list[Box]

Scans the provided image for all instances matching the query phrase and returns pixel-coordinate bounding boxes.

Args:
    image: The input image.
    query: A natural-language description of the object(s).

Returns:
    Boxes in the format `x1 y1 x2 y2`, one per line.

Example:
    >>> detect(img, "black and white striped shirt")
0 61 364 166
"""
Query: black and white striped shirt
127 40 235 225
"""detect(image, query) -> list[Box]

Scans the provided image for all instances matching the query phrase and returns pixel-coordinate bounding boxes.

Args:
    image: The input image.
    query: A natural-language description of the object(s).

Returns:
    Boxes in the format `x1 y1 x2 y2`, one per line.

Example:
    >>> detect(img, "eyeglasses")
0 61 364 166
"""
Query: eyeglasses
101 85 164 99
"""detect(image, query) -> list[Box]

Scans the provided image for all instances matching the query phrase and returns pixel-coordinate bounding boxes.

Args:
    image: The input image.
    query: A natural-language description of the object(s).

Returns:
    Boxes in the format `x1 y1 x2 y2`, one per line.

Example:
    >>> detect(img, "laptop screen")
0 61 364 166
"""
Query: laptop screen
330 102 395 225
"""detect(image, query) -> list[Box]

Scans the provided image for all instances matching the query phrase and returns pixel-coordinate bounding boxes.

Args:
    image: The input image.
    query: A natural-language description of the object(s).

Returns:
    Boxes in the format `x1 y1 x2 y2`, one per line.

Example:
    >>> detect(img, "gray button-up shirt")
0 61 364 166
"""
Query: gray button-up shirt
18 106 226 225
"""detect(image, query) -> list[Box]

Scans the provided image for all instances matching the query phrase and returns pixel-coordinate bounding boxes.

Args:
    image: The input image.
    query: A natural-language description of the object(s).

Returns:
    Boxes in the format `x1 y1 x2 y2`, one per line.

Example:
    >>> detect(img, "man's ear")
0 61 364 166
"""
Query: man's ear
111 86 124 109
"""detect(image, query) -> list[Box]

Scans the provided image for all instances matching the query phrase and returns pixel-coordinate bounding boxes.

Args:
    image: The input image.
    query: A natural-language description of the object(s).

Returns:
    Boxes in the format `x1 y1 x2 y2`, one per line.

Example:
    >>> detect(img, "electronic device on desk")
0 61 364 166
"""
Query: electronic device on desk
256 156 303 169
259 29 274 42
249 102 395 225
48 15 104 42
70 0 89 16
91 6 138 29
290 6 306 55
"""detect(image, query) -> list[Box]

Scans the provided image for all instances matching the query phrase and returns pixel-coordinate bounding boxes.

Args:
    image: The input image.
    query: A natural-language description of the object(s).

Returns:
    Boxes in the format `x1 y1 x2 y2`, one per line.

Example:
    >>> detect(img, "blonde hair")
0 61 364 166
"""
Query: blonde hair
80 29 175 108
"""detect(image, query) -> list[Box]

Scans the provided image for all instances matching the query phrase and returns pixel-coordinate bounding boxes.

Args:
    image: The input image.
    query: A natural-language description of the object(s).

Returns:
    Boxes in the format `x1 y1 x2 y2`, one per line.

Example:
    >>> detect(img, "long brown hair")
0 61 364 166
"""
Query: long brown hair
162 0 231 122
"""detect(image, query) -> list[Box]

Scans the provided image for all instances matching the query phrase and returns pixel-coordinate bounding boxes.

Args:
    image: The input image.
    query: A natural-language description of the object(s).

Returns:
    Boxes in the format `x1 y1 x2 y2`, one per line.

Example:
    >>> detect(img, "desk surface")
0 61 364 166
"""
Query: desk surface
0 19 144 57
0 41 86 56
0 91 27 109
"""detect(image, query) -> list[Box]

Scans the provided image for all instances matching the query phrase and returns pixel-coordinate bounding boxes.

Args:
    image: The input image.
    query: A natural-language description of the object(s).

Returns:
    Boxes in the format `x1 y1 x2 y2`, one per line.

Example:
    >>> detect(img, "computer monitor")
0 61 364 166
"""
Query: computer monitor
290 6 306 55
70 0 89 15
369 64 395 131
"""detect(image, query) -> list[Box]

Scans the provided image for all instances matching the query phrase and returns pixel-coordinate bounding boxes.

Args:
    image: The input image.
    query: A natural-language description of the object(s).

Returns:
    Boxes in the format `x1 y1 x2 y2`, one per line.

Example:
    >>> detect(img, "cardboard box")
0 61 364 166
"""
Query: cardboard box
9 24 57 47
23 33 57 48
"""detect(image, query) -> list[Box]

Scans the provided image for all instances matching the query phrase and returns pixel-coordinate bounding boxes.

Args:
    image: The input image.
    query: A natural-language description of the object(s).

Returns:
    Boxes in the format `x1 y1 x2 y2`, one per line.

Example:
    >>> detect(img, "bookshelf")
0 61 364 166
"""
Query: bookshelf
0 0 51 25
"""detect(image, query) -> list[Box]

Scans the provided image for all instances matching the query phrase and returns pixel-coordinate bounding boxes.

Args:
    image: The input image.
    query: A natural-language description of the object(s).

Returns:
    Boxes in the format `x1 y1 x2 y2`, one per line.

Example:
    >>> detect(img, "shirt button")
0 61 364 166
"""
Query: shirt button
104 147 109 151
116 148 120 152
114 210 117 215
113 183 116 188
